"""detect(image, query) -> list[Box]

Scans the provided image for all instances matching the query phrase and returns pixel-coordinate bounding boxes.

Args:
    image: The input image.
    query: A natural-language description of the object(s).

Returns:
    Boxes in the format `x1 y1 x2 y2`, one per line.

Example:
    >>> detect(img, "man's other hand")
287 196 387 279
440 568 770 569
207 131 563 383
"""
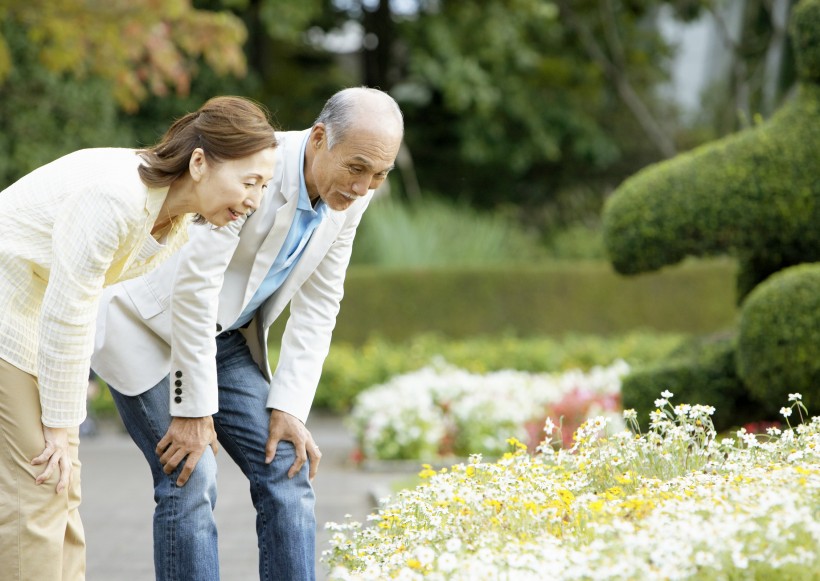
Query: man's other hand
156 416 219 486
266 409 321 481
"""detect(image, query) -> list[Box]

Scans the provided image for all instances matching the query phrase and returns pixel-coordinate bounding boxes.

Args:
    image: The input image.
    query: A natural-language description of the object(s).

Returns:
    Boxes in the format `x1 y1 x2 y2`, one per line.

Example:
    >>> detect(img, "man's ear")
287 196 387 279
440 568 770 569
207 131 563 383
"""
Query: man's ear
310 124 326 150
189 147 207 181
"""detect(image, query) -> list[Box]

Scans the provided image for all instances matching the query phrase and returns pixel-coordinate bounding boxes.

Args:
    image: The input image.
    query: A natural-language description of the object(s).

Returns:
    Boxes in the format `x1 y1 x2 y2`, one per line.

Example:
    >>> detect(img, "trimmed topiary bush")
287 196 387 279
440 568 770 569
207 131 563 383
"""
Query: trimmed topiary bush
606 0 820 424
737 263 820 411
603 81 820 299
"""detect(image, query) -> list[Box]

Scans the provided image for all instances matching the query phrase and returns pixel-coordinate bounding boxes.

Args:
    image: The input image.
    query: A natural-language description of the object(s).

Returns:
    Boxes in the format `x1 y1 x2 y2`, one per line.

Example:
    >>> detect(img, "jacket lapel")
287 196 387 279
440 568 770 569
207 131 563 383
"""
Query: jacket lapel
107 186 168 284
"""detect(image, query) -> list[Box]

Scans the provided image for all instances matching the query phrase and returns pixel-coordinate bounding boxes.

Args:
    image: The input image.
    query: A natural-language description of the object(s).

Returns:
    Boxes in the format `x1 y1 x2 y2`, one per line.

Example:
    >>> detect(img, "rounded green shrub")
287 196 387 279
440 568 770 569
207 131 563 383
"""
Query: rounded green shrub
737 263 820 411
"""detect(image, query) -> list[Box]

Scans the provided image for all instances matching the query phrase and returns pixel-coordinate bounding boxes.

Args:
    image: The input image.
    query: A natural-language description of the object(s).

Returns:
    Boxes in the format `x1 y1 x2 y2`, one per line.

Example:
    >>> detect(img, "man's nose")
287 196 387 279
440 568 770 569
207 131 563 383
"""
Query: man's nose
351 177 370 195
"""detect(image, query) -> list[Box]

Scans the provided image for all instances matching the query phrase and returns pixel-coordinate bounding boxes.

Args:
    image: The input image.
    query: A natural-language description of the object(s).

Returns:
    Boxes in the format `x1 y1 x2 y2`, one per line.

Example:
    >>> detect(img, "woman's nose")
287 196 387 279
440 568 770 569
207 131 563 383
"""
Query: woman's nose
245 190 262 209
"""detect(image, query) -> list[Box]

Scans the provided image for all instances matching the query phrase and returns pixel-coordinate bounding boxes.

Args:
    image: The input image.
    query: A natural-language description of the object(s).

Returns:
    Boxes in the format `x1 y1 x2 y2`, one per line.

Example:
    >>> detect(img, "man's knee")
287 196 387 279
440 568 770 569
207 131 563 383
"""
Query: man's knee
156 448 218 509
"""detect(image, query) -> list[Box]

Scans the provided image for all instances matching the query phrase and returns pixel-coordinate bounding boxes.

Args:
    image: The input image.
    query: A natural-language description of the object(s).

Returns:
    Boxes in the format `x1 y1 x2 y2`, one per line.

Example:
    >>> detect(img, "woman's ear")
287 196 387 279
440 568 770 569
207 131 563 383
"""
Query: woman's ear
189 147 207 181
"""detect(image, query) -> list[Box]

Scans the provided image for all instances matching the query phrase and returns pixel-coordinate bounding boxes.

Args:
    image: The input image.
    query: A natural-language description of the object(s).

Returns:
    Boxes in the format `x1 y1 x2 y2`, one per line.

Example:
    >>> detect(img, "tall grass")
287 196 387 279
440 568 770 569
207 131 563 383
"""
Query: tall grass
351 196 546 267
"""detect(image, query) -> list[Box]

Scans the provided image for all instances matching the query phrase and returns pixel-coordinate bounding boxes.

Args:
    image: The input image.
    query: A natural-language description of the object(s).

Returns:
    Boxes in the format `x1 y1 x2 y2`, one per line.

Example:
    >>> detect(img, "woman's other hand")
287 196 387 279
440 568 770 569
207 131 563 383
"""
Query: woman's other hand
31 425 71 493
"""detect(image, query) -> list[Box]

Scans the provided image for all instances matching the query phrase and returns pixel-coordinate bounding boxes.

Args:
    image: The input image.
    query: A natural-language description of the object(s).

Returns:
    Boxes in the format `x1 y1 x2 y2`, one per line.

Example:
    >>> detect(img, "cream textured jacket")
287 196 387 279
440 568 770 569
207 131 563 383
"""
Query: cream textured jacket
0 148 189 427
92 130 371 424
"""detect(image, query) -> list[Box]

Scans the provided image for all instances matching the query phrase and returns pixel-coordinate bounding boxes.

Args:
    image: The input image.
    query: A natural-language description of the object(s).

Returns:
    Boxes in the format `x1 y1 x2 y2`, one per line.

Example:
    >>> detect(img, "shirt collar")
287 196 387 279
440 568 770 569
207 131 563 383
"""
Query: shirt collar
298 134 321 213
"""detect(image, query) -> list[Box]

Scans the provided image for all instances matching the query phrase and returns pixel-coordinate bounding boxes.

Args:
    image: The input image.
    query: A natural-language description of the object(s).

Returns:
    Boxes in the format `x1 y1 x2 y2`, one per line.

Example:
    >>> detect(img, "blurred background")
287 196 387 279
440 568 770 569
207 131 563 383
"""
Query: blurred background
0 0 797 252
0 0 800 424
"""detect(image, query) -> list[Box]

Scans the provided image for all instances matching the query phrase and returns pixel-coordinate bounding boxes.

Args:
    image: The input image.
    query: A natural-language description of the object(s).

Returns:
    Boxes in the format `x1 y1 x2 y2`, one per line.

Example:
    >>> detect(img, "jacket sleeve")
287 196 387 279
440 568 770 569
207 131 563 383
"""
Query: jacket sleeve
265 199 370 423
39 188 132 427
167 215 247 417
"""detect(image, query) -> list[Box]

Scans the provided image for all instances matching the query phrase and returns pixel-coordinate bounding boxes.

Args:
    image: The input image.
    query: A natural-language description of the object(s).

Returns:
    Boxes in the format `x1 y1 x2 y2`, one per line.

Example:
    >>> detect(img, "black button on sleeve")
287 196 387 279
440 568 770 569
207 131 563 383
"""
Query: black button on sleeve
175 379 182 387
174 396 182 404
175 388 182 395
175 370 182 378
216 323 223 333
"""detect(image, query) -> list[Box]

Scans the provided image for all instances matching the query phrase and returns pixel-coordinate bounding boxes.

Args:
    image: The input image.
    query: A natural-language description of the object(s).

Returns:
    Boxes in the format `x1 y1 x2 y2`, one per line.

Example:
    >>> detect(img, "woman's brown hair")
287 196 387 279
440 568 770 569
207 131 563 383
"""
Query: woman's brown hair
138 96 278 188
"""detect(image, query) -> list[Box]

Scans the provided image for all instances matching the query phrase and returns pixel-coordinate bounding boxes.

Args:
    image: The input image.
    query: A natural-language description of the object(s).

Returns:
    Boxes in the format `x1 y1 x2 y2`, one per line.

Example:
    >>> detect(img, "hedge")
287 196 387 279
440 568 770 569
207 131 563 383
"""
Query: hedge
737 263 820 411
268 260 738 346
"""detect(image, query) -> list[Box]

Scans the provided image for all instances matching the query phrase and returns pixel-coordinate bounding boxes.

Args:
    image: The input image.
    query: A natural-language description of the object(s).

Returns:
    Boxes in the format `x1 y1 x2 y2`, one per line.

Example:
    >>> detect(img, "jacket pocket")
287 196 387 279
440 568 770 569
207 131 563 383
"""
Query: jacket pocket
123 277 168 320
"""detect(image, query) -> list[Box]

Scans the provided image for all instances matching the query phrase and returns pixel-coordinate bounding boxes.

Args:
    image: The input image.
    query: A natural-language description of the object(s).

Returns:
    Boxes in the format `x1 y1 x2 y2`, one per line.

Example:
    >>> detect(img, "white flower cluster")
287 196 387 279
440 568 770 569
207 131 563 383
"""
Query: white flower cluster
326 395 820 580
348 360 630 460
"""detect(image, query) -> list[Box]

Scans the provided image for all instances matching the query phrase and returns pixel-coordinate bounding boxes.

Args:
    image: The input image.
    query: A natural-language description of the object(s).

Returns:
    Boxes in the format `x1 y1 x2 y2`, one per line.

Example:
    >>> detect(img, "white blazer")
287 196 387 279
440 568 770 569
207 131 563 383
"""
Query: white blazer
92 130 371 423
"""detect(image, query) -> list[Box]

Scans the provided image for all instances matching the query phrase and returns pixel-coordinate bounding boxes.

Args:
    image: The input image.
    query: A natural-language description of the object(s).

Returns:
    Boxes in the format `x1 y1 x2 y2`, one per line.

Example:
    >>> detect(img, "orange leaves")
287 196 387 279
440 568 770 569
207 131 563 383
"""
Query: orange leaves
2 0 247 111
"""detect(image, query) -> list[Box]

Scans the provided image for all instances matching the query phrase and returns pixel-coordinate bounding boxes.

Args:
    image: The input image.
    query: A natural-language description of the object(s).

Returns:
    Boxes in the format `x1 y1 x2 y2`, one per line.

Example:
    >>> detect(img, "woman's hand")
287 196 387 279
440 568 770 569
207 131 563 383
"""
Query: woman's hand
31 425 71 493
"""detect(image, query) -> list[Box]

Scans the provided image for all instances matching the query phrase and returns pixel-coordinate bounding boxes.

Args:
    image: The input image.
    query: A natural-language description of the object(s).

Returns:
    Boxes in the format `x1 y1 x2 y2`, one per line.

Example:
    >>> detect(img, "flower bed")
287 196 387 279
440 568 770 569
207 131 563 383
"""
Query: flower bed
326 395 819 580
347 360 630 462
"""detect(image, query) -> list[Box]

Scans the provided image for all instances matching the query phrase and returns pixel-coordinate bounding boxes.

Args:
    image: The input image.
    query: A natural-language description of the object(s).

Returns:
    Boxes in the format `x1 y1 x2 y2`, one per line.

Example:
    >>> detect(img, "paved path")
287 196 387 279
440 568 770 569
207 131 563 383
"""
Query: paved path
81 413 410 580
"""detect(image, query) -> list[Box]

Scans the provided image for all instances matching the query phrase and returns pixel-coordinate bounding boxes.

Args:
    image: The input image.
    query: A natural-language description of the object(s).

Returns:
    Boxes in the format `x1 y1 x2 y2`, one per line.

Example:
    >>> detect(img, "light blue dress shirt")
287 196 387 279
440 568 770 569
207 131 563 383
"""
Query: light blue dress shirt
228 135 328 331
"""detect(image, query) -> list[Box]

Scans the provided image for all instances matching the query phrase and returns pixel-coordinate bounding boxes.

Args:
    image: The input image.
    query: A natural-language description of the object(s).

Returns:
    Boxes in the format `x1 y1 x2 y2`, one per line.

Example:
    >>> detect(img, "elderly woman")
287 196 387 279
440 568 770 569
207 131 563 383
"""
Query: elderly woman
0 95 277 580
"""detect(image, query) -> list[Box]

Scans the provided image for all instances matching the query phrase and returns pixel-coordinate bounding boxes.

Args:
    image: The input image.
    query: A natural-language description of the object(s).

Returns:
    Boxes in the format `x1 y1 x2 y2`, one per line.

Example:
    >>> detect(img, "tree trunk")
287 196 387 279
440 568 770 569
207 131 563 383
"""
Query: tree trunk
762 0 792 115
362 0 394 89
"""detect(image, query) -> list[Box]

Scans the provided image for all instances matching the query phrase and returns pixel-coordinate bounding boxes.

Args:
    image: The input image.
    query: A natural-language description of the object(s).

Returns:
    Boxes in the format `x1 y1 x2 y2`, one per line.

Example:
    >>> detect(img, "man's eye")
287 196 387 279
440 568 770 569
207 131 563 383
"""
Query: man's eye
349 166 363 174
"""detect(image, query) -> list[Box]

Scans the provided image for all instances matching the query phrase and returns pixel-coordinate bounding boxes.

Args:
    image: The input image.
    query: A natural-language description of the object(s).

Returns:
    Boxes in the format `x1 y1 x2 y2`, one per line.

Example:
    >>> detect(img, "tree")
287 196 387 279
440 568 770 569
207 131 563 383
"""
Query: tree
1 0 248 112
0 21 132 187
696 0 798 134
392 0 682 209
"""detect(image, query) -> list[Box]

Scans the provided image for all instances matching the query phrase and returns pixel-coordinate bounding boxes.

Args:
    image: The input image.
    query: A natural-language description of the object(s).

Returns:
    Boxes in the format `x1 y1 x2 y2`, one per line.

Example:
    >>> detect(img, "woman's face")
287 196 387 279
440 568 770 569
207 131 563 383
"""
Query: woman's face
194 147 277 227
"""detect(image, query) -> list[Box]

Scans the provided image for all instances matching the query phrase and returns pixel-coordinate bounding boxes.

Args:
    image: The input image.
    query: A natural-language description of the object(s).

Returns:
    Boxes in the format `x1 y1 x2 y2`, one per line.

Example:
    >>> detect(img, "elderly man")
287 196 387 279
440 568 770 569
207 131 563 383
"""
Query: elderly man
91 87 404 580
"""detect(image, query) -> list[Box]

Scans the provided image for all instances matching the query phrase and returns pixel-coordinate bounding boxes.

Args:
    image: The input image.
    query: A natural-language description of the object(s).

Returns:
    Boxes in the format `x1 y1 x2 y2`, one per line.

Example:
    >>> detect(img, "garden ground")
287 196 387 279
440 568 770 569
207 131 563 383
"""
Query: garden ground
81 412 406 581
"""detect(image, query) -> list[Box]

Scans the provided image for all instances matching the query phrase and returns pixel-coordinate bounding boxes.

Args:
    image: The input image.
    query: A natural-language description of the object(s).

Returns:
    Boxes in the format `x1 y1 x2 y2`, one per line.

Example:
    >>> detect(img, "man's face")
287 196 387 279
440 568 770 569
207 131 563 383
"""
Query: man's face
304 122 401 211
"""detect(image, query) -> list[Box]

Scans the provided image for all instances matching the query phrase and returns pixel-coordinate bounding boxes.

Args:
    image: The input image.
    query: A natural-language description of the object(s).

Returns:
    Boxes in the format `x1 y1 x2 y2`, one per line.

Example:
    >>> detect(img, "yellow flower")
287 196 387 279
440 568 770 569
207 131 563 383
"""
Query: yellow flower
557 489 575 505
418 464 437 479
605 486 624 500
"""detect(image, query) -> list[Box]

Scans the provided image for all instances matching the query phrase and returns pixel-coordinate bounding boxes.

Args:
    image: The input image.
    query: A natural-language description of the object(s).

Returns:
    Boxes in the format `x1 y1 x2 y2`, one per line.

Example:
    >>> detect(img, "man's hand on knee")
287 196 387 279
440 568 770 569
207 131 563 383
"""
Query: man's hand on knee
156 416 219 486
266 409 322 481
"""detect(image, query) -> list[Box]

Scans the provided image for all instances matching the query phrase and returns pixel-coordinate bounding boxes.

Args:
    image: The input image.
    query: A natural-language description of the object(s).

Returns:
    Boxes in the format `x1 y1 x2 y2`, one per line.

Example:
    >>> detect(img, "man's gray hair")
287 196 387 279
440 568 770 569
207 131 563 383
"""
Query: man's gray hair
314 87 403 149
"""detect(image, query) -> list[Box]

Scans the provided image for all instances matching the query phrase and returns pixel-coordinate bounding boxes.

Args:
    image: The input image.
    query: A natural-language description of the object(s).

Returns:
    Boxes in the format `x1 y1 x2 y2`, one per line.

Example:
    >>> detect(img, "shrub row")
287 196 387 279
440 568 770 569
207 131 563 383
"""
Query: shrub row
271 331 686 413
269 260 738 346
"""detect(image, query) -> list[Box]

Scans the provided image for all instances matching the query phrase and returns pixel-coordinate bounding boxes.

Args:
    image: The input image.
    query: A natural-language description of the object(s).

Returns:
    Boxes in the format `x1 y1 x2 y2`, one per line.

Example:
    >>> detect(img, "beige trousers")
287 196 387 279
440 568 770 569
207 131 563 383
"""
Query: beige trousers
0 358 85 580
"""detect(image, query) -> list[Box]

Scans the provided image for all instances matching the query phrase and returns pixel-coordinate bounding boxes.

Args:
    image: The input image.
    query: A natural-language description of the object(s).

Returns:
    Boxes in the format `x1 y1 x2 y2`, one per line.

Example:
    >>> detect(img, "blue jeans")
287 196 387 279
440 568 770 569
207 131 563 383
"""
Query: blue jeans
107 331 316 581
